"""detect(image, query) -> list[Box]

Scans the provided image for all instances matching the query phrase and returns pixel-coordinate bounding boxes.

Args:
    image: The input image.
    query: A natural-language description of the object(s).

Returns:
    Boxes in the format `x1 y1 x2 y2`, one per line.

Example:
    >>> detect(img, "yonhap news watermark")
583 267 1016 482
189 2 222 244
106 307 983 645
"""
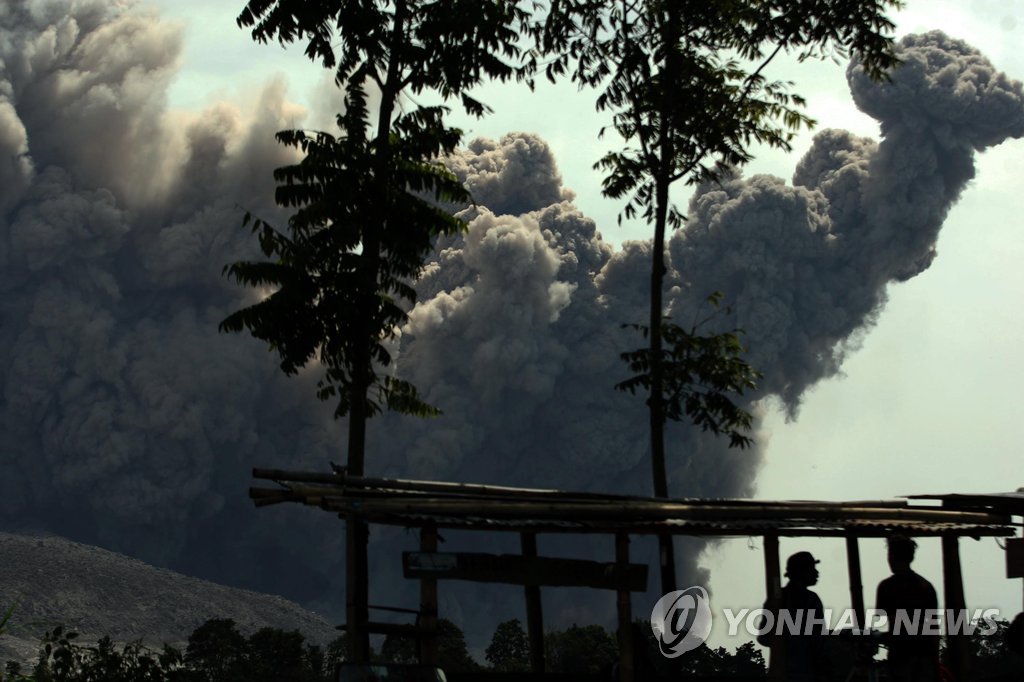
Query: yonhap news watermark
721 606 1003 637
649 585 1003 658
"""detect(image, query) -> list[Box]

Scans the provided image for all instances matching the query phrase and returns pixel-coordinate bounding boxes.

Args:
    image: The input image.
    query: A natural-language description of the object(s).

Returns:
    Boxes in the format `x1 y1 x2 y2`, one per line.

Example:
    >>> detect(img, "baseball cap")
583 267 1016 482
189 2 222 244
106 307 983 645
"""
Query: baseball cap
785 551 820 576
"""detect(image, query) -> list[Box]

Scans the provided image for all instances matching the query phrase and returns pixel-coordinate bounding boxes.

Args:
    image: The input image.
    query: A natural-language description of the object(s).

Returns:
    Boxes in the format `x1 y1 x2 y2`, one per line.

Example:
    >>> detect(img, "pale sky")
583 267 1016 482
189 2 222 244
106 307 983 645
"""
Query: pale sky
148 0 1024 650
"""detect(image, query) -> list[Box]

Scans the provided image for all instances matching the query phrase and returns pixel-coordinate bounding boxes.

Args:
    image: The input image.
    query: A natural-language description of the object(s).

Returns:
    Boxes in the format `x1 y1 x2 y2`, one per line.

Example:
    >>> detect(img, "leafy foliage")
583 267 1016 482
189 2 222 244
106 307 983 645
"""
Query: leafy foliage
183 618 249 682
677 641 767 676
223 0 536 423
0 620 345 682
484 618 530 672
544 624 618 675
225 0 543 663
941 616 1024 680
378 618 480 672
537 1 902 208
246 627 312 682
617 293 761 448
535 0 903 396
0 618 789 679
220 99 467 419
237 0 532 106
622 622 767 678
431 620 480 673
531 0 902 595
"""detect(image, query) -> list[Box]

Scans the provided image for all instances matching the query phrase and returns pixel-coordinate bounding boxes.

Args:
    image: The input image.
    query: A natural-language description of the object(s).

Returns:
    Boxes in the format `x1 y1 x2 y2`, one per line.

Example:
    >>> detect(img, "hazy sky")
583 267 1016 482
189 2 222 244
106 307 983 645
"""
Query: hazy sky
18 0 1024 652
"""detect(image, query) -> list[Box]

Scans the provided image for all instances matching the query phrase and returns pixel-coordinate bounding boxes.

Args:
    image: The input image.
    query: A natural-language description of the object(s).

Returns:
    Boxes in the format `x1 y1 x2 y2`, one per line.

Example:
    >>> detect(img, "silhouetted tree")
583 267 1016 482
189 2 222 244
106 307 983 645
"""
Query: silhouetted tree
544 624 618 675
730 640 769 675
535 0 903 594
322 633 359 672
184 618 248 682
246 627 308 682
378 631 417 664
485 619 530 672
942 617 1022 681
0 618 769 682
1 620 336 682
434 620 479 673
1 626 183 682
224 0 534 662
378 618 478 671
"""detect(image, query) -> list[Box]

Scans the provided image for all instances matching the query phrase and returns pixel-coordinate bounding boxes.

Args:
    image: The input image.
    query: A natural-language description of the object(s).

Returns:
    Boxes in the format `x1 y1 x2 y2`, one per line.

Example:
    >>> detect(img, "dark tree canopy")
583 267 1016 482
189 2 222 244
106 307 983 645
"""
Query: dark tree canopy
532 0 903 595
219 99 468 420
617 293 761 449
222 0 542 665
0 620 340 682
185 618 249 682
544 624 619 675
485 618 530 672
222 0 535 425
220 0 905 659
237 0 531 115
539 0 902 220
378 619 479 672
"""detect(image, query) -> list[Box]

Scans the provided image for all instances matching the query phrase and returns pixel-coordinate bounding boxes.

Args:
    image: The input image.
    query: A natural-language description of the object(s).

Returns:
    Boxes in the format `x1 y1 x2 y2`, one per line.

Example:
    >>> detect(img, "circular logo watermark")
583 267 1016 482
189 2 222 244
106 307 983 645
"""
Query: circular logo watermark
650 586 713 657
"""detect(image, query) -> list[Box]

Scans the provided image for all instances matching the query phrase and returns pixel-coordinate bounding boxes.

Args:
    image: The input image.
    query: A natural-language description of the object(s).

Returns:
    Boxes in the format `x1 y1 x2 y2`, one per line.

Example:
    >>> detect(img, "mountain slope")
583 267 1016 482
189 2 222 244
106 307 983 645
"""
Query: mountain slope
0 532 339 664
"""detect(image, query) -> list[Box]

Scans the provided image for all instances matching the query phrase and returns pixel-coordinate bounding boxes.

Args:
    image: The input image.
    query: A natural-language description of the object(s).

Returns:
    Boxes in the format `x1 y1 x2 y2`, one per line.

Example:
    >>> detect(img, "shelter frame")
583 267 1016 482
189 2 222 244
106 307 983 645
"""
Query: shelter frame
251 468 1022 682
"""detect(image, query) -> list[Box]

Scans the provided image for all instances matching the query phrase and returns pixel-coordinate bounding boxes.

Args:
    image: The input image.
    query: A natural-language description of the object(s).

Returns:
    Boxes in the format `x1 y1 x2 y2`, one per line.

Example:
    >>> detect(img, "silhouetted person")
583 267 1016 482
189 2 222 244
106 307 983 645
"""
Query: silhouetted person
982 611 1024 682
1007 612 1024 658
758 551 829 682
875 536 939 682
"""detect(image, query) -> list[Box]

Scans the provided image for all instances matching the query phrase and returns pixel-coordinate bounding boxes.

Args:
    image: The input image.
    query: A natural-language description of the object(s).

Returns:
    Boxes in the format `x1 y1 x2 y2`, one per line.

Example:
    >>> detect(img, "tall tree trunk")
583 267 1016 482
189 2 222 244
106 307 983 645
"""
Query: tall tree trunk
345 0 409 662
650 176 676 596
650 1 680 597
345 189 377 664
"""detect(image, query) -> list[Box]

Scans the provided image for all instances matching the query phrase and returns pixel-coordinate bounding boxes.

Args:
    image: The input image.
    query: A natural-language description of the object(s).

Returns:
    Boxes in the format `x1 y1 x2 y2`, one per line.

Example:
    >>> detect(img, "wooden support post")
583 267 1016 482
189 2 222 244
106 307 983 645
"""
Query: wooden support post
520 532 545 673
845 535 865 632
345 516 370 663
763 533 783 679
658 533 678 596
616 533 634 682
419 524 439 667
941 535 970 682
764 532 781 603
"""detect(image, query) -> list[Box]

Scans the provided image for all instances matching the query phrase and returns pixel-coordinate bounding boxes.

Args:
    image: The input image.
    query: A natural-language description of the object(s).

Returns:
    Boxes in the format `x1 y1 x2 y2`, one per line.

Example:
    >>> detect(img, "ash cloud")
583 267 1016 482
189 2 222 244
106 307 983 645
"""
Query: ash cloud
2 0 1022 648
370 32 1024 629
670 31 1024 412
0 0 344 604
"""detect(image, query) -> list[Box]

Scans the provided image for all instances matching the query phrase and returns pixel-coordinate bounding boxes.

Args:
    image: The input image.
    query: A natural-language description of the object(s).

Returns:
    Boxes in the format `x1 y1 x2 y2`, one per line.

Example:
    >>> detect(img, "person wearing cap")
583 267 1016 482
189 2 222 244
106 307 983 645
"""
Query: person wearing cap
875 536 939 682
757 551 829 681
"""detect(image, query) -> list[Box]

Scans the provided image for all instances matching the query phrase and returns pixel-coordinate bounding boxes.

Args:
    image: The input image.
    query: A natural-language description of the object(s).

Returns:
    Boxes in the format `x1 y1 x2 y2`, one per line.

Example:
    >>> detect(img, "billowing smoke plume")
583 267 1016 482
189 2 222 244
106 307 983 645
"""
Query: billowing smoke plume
0 0 346 604
2 0 1021 647
367 30 1024 629
671 31 1024 411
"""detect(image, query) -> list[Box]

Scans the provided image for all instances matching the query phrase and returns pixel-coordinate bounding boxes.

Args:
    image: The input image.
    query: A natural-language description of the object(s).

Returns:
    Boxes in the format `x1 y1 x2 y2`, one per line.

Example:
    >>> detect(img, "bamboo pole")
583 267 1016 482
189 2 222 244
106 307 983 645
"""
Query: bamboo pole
253 467 913 509
337 517 1013 538
942 535 971 681
311 497 1008 525
253 467 344 484
616 533 634 682
845 535 865 632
